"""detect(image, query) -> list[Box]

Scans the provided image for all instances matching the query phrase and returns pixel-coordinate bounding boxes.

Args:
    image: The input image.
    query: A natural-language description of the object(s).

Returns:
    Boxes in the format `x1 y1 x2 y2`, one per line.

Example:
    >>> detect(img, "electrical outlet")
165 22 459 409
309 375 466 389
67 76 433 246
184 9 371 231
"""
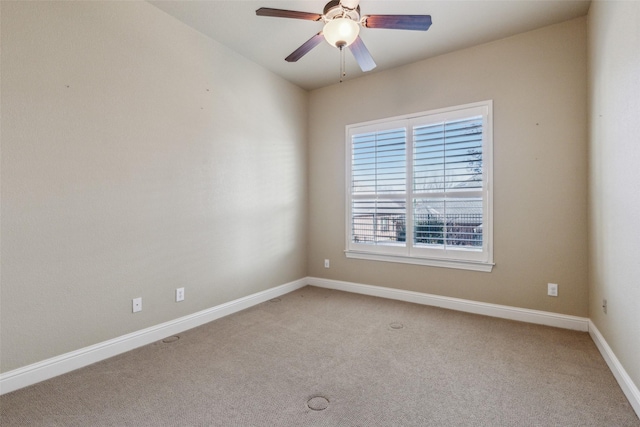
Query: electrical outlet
324 259 330 268
176 287 185 302
602 299 607 314
132 297 142 313
547 283 558 297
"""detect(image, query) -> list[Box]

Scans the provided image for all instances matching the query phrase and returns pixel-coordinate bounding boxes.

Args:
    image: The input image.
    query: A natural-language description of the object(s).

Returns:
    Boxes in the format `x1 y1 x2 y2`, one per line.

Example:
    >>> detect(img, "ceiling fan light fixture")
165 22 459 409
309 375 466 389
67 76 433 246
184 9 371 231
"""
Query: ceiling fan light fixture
323 17 359 48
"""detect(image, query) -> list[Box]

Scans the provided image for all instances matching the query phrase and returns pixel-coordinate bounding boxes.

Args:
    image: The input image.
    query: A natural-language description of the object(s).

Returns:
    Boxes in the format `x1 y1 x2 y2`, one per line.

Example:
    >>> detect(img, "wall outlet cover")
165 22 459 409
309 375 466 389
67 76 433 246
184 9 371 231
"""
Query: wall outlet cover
132 297 142 313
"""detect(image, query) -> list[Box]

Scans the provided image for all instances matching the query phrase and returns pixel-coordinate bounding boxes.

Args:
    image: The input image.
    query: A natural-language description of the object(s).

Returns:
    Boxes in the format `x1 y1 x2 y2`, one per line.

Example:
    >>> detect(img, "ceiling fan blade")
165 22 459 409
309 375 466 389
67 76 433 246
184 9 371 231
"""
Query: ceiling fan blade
349 36 376 72
256 7 322 21
285 32 325 62
363 15 432 31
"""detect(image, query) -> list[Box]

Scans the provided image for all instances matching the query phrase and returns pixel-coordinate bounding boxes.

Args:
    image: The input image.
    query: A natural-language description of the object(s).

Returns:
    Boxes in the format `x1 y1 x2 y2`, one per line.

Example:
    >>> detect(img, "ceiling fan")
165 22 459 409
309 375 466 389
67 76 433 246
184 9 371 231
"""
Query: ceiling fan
256 0 432 73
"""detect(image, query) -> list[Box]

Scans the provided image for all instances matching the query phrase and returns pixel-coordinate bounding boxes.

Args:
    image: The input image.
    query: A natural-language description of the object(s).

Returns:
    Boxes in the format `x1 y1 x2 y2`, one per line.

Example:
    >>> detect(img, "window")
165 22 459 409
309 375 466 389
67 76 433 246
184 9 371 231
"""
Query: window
346 101 493 272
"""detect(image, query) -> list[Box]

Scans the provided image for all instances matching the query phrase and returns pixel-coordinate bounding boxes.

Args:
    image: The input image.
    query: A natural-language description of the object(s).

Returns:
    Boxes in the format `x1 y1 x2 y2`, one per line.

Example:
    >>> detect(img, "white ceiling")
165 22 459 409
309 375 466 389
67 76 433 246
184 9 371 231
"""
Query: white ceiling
149 0 591 91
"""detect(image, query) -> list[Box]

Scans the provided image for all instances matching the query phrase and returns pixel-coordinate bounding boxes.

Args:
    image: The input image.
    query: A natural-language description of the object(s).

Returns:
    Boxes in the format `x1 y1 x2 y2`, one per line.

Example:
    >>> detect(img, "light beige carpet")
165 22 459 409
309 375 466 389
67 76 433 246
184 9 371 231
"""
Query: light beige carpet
1 286 638 426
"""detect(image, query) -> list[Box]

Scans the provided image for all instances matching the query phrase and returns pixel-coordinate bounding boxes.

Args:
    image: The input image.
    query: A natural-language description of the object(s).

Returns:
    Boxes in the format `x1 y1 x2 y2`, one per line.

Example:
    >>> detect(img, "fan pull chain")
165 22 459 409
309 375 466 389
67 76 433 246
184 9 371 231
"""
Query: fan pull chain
339 45 346 83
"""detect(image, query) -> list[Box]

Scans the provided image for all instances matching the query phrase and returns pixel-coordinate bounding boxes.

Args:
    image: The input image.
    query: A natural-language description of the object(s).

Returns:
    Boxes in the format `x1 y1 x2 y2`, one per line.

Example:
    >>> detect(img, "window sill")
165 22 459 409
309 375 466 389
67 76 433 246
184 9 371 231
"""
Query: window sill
345 250 494 272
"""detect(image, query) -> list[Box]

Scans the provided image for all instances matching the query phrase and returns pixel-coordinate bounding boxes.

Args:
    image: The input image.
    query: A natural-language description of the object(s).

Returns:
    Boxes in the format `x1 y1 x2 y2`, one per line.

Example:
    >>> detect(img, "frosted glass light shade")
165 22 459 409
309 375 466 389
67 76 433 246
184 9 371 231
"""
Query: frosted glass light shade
323 18 360 48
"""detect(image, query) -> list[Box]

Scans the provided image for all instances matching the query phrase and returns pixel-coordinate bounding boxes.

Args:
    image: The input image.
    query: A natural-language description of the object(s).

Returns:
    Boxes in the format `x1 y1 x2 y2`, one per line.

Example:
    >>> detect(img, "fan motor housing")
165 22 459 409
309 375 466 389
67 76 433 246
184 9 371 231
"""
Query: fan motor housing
323 0 360 22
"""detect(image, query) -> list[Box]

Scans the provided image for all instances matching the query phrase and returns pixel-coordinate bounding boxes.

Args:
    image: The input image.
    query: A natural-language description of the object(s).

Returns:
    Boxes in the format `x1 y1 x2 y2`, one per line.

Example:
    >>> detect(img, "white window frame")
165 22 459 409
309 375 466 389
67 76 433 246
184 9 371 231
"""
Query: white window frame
345 100 494 272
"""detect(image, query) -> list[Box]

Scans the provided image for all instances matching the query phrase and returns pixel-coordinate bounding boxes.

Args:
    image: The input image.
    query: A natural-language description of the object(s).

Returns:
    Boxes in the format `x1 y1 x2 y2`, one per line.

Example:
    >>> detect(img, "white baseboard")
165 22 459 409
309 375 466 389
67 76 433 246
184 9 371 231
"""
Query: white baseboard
307 277 590 332
5 275 638 421
0 278 307 395
307 278 640 417
589 320 640 418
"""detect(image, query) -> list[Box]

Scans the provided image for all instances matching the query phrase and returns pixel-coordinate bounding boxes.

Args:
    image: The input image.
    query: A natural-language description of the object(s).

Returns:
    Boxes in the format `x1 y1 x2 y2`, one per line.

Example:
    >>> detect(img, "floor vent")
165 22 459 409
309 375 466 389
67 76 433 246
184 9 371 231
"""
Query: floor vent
307 395 329 411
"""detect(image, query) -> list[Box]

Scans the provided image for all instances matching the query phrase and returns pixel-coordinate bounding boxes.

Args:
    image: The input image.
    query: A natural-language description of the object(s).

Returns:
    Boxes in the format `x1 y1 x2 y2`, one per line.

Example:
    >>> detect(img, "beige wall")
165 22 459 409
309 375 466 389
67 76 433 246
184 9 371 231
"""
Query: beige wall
0 1 308 372
309 18 588 316
588 0 640 391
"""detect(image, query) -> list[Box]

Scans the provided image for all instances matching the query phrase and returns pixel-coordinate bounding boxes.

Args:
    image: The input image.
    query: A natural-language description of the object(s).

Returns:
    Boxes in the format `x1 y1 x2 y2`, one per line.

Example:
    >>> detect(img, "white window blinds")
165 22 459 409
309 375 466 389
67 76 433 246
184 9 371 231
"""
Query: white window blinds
346 101 493 271
351 127 406 246
412 116 484 249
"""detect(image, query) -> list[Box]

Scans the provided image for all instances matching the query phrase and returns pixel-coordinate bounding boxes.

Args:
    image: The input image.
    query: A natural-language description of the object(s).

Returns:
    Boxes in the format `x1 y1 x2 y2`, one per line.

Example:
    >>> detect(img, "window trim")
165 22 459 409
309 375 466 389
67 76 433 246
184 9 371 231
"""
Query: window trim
345 100 494 272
